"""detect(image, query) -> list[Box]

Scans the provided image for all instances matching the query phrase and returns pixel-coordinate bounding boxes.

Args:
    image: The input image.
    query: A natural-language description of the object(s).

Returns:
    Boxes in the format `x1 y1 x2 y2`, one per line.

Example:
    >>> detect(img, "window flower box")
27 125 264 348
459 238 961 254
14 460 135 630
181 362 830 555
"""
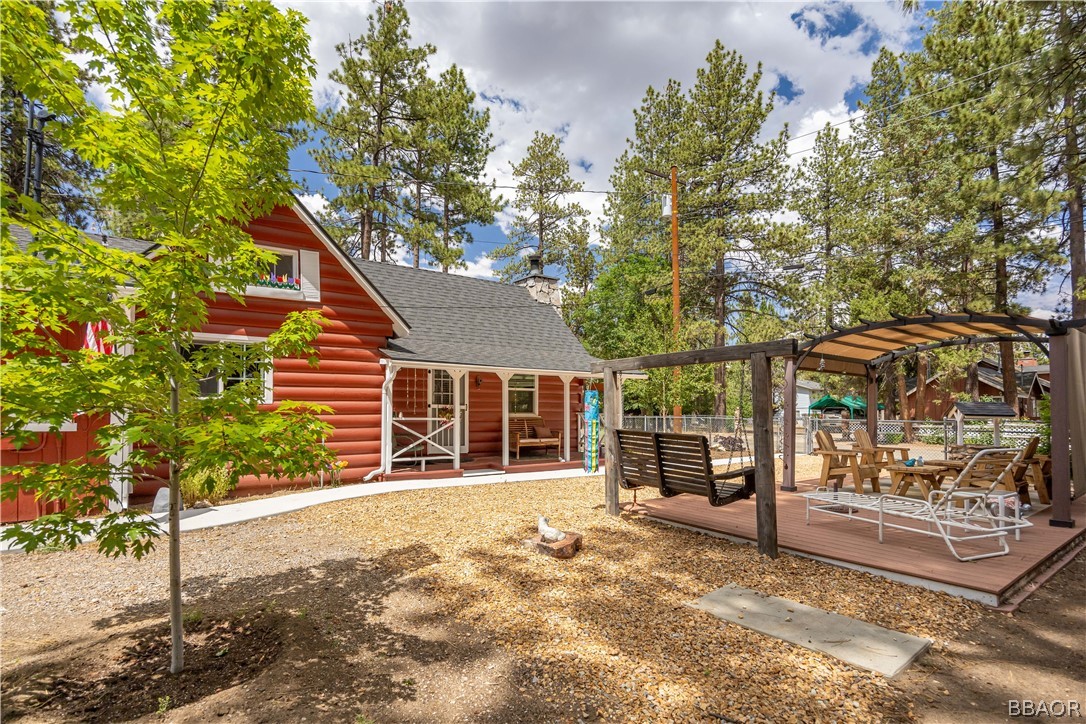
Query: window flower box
254 274 301 291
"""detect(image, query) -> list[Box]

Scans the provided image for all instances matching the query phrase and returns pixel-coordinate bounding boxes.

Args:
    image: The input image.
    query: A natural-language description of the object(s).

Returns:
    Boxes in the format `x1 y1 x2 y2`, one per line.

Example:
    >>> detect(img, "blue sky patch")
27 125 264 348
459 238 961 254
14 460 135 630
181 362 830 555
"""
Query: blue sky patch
479 92 525 112
575 158 593 173
773 74 804 103
791 2 863 42
843 81 868 111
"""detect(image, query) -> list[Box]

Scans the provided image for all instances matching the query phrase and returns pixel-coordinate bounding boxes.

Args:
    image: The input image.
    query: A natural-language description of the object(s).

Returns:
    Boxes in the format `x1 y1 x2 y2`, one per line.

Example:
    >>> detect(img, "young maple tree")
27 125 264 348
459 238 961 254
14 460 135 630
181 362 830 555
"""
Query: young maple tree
0 0 332 673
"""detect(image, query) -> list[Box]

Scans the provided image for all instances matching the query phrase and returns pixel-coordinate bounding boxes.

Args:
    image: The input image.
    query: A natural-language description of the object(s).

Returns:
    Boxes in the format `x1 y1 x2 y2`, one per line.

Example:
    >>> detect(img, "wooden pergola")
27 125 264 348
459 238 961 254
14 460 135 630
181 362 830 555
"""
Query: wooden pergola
594 313 1085 559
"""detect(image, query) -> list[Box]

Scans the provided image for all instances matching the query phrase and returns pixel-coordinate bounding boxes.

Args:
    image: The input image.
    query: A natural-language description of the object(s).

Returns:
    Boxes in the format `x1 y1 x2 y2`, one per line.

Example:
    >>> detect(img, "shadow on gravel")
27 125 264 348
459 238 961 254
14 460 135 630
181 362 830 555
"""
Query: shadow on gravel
2 543 569 723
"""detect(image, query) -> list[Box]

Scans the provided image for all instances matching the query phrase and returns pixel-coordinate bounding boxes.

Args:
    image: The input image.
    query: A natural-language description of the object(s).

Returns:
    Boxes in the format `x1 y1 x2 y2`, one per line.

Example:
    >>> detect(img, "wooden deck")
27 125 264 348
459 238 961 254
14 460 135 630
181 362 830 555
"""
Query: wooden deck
633 478 1086 607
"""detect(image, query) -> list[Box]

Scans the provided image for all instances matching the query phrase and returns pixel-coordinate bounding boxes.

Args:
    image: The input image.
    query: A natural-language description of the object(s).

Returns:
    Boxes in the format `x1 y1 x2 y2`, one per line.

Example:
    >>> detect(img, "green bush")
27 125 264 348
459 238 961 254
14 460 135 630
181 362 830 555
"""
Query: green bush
1038 396 1052 455
180 466 233 508
884 432 905 444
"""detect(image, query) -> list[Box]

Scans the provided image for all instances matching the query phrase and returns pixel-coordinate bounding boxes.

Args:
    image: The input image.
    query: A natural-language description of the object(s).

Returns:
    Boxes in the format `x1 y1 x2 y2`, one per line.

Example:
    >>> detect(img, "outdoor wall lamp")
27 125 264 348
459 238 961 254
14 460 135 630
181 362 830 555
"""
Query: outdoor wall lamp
475 375 482 389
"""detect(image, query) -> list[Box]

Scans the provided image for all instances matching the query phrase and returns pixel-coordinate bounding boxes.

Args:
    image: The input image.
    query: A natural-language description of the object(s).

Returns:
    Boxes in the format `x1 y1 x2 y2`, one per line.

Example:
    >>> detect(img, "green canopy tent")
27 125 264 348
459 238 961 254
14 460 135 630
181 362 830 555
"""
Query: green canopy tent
808 394 882 418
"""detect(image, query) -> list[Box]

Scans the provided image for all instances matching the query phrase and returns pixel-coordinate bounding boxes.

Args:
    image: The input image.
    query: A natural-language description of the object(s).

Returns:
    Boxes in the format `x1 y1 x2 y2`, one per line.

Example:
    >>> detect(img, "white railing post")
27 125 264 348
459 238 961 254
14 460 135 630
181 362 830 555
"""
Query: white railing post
497 371 514 468
560 374 575 462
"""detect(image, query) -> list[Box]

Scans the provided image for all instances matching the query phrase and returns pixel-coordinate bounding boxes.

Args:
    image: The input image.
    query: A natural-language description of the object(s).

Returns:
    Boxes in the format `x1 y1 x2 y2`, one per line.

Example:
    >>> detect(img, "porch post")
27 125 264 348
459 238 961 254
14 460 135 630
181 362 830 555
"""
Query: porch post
751 351 779 559
560 374 575 462
380 361 397 476
1048 333 1074 527
781 356 797 492
497 371 514 468
449 368 465 471
603 367 622 516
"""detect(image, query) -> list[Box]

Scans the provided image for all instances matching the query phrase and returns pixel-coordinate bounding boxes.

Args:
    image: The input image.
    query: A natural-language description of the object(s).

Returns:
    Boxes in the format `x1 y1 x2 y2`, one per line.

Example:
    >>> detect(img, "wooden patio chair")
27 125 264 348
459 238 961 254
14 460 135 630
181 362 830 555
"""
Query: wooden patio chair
956 436 1047 505
852 428 911 466
814 429 882 494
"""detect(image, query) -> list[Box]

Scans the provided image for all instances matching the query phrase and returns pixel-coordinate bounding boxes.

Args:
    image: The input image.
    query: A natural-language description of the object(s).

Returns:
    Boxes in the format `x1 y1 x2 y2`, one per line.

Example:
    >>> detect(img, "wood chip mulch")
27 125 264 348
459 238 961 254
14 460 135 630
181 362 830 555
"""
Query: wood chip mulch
289 473 983 722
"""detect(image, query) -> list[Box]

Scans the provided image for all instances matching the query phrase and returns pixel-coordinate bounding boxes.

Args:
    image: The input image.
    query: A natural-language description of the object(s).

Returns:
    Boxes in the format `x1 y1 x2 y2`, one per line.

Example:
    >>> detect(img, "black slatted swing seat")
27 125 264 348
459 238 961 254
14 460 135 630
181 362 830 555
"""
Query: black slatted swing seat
616 429 756 507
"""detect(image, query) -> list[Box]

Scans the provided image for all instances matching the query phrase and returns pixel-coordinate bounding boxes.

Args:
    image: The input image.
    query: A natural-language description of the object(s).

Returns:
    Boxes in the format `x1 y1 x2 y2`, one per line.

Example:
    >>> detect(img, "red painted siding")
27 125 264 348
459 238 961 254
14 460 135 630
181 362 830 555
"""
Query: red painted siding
1 327 108 523
129 205 395 502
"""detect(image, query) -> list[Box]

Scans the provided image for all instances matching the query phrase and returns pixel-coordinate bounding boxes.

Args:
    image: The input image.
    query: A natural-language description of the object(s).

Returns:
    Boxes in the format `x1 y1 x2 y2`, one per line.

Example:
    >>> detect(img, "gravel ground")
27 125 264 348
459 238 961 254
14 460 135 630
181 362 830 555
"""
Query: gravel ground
1 457 995 723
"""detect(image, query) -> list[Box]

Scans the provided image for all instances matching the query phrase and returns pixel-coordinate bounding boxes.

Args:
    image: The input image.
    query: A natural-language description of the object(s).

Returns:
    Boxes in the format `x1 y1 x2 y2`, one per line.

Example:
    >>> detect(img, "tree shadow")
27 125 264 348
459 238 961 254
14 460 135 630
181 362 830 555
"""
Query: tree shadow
3 543 585 723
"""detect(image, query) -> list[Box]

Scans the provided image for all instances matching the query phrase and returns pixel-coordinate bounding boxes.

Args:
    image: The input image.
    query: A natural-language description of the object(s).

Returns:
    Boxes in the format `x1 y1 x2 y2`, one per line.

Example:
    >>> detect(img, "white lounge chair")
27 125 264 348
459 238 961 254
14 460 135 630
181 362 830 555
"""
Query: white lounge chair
803 447 1033 562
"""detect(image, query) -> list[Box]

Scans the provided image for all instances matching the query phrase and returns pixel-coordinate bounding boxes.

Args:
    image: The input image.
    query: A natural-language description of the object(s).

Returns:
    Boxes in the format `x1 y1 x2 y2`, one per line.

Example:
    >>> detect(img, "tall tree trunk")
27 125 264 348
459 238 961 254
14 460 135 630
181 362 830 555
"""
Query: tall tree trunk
442 197 451 273
1068 112 1085 318
412 180 422 268
915 352 929 421
713 260 727 416
896 361 914 442
966 361 980 401
989 159 1019 415
168 371 183 674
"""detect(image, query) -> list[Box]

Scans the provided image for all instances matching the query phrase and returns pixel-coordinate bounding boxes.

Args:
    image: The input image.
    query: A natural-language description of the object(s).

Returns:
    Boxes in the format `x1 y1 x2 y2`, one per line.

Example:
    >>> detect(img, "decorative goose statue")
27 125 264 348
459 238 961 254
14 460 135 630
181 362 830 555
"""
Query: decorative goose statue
538 515 566 542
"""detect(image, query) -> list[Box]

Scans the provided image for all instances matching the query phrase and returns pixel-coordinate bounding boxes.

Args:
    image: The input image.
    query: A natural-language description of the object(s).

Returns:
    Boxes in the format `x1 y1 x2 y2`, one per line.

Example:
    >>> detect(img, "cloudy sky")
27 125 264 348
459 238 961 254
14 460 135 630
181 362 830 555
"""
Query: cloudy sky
290 3 920 250
282 1 1066 316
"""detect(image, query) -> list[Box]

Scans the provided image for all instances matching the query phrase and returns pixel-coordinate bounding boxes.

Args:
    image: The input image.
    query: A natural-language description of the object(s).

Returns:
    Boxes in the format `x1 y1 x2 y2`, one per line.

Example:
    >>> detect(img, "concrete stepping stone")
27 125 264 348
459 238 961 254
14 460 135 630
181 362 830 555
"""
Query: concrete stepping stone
688 584 931 678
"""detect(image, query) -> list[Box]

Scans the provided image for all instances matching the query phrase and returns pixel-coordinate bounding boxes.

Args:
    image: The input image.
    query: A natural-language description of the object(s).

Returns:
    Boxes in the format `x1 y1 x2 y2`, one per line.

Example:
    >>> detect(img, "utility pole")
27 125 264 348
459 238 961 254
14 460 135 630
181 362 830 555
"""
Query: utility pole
645 165 682 432
669 165 681 432
22 100 56 204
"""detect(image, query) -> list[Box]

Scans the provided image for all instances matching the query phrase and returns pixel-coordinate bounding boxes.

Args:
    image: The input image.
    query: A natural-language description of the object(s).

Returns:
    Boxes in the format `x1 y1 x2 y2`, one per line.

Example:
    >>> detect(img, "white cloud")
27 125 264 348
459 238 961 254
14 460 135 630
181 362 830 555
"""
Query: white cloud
297 192 329 216
450 255 500 280
288 1 927 278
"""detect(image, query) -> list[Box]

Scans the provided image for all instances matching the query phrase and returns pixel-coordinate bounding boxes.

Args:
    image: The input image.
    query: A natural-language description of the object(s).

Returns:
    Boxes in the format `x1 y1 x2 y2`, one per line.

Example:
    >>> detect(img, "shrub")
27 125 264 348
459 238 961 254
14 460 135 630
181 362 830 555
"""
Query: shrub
180 466 233 508
884 432 905 444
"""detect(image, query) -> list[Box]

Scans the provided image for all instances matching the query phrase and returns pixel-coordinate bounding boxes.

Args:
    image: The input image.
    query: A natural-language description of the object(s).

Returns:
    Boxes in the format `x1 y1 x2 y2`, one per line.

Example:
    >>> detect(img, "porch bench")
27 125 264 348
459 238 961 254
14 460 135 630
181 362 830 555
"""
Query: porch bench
508 416 562 459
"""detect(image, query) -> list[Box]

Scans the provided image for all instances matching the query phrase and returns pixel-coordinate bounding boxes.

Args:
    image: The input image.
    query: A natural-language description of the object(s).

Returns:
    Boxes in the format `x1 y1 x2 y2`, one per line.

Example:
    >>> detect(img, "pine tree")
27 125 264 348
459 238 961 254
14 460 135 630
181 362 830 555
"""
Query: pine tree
494 131 587 279
917 1 1061 412
311 1 433 260
424 66 502 271
678 43 789 416
788 124 872 332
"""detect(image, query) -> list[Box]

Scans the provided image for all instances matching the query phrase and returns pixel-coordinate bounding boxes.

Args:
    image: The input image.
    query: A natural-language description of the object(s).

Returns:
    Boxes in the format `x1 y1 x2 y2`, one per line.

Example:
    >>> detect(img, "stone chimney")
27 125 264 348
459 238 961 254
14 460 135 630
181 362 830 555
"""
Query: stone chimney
512 252 562 313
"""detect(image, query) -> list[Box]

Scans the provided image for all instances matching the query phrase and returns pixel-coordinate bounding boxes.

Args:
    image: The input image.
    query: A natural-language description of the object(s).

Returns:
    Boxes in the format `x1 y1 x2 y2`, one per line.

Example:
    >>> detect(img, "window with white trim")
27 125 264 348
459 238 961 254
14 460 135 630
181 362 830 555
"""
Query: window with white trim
188 343 272 403
508 374 536 415
253 246 300 291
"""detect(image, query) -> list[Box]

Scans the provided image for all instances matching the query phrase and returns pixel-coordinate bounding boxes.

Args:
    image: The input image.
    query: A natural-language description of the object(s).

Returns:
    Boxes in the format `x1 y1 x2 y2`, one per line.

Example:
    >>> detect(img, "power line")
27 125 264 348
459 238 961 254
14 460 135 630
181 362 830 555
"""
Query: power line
785 43 1052 148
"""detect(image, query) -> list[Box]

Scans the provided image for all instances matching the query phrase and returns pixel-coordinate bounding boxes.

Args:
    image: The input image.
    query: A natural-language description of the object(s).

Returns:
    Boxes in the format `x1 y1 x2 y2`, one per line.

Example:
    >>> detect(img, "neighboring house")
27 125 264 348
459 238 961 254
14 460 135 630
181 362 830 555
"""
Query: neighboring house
906 357 1050 420
795 378 821 419
1 200 596 522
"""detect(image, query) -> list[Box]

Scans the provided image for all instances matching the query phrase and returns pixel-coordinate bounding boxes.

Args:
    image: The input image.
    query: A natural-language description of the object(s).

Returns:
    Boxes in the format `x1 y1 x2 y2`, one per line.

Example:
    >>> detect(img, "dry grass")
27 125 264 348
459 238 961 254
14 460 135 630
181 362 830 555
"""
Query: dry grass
294 472 983 722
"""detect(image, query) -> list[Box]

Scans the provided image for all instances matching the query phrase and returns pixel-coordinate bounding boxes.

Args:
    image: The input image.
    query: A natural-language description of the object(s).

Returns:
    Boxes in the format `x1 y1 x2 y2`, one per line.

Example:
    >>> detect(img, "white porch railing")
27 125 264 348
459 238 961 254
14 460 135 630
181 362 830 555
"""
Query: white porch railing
391 416 454 471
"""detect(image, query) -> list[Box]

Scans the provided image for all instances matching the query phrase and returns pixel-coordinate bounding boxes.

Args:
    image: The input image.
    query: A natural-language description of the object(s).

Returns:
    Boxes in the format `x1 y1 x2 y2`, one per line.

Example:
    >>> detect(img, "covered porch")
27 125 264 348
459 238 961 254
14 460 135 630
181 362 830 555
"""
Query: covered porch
378 360 597 479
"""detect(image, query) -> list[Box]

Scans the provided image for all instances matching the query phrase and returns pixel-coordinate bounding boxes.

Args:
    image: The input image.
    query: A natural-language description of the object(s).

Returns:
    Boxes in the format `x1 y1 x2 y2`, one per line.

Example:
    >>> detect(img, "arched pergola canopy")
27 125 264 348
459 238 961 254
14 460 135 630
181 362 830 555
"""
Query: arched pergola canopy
796 312 1073 377
596 312 1084 545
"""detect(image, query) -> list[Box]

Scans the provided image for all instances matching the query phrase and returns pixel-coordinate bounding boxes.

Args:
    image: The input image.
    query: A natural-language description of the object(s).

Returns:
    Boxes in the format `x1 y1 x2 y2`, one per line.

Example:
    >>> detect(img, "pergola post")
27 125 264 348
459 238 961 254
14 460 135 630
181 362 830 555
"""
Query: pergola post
1048 333 1074 528
751 352 779 558
603 366 622 516
781 356 797 492
865 365 878 445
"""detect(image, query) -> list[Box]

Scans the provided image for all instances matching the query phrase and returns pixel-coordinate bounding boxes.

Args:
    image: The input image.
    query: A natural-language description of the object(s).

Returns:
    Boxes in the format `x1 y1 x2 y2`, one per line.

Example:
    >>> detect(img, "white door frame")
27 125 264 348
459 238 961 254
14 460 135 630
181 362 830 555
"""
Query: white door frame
428 368 469 454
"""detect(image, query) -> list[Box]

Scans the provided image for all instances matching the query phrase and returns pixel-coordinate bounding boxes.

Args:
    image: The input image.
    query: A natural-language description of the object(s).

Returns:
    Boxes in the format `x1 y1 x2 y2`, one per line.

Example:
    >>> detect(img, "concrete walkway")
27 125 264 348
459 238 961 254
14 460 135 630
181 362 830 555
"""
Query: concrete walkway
1 466 604 552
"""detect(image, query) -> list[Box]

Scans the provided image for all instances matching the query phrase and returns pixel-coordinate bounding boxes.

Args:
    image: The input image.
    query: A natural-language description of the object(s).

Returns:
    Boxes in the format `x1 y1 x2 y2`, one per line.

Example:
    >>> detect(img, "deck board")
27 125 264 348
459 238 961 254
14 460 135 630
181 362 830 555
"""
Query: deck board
635 478 1086 602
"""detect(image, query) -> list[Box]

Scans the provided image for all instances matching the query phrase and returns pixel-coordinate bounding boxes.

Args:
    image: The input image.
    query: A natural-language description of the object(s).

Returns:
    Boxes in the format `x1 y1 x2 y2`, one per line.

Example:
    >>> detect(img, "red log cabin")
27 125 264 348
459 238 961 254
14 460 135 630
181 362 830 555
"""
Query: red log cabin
3 199 598 523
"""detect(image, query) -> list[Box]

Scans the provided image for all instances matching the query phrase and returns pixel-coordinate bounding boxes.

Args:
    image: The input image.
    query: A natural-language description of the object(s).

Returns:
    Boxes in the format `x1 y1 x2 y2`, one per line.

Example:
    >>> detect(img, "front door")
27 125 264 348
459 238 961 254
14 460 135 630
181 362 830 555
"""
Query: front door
429 370 468 454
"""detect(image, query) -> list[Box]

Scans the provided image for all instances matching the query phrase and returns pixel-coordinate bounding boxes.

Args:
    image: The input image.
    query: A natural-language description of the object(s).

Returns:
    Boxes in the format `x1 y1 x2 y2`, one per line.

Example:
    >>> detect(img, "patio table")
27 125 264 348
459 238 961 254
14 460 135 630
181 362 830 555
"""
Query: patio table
886 463 950 499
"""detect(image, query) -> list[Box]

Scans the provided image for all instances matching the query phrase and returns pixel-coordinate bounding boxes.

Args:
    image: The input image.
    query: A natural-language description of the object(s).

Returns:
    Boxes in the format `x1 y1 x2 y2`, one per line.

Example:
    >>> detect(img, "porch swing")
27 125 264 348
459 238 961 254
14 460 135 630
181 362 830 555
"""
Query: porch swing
616 360 756 507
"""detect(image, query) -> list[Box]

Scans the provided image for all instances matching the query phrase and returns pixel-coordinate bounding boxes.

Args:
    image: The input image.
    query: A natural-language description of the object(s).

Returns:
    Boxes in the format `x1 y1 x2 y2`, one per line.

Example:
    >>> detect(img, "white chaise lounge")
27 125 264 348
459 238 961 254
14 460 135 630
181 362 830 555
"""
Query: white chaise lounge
803 447 1033 562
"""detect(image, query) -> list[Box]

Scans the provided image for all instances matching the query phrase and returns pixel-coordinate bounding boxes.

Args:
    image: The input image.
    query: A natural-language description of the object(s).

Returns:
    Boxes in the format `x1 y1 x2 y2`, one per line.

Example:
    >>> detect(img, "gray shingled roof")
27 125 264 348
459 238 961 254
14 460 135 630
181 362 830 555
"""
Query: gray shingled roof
353 259 597 374
8 223 155 255
953 401 1018 417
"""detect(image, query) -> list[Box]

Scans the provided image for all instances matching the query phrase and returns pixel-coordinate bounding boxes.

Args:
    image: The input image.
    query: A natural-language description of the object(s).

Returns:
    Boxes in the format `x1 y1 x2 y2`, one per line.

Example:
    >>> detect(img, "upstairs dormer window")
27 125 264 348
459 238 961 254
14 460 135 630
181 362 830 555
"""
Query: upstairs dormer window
254 248 301 291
